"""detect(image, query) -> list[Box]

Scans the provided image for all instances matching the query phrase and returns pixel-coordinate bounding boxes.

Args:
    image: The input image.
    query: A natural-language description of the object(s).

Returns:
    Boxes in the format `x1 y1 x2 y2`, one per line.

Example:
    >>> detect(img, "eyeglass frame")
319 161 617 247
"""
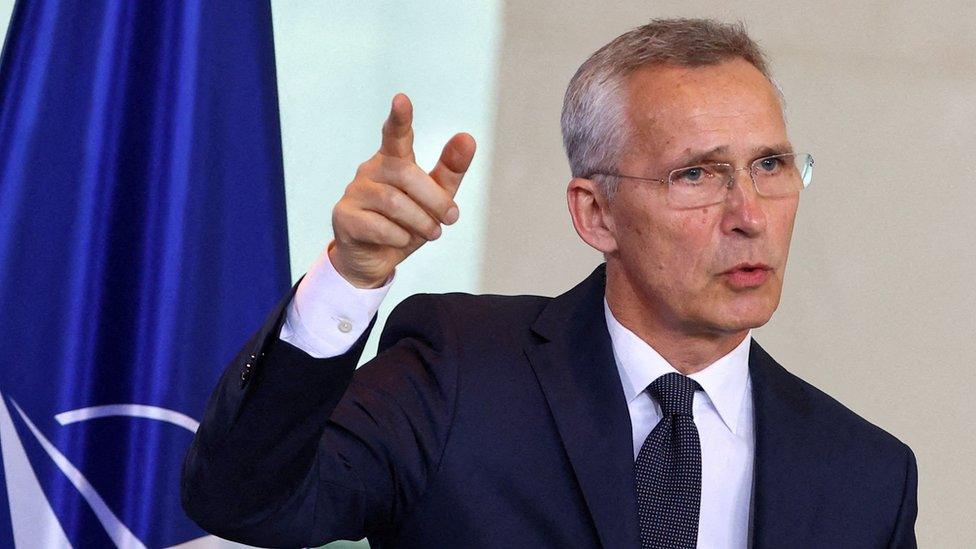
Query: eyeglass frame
584 152 814 208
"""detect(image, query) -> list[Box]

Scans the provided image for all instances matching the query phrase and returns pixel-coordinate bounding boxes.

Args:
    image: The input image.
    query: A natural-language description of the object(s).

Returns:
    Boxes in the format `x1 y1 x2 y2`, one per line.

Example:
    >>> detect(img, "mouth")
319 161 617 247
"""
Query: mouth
720 263 773 289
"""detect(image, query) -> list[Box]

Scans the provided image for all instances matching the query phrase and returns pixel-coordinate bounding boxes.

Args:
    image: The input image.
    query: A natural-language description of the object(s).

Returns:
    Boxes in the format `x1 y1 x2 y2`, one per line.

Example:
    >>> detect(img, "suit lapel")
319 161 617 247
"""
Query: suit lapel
525 265 641 548
749 340 820 547
524 266 825 547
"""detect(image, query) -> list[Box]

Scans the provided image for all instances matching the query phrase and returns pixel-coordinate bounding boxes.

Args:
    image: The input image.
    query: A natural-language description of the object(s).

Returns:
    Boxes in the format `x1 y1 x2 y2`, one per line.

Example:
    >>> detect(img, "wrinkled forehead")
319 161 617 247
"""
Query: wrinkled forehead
621 58 788 166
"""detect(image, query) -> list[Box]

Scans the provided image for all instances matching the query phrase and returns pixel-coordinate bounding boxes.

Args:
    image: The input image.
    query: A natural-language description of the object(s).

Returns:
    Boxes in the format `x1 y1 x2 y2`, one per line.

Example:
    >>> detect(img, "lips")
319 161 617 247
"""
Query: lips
721 263 772 289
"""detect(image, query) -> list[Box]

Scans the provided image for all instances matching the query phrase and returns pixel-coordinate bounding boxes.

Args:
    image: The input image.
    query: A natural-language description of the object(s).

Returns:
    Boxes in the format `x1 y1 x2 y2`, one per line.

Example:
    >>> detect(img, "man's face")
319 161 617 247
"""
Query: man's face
605 57 798 336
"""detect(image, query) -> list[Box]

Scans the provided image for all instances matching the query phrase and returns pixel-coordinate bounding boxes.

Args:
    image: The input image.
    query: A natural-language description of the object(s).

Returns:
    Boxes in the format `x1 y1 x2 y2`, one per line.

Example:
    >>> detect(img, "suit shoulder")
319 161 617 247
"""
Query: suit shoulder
395 291 550 317
764 350 913 459
750 342 911 456
378 291 550 352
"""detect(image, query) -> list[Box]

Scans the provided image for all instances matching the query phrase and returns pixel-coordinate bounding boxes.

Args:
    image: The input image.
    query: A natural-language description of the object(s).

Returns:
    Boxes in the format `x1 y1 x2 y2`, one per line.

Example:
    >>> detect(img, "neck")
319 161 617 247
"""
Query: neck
605 262 749 375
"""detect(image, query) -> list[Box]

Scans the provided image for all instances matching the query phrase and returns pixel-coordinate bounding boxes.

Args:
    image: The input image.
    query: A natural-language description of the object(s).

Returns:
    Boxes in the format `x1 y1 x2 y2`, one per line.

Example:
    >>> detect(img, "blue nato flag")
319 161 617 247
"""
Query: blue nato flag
0 0 290 546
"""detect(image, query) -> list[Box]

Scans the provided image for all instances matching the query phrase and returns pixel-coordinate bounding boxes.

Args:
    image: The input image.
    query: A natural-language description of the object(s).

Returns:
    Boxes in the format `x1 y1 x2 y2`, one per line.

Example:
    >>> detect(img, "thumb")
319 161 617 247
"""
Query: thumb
429 132 476 198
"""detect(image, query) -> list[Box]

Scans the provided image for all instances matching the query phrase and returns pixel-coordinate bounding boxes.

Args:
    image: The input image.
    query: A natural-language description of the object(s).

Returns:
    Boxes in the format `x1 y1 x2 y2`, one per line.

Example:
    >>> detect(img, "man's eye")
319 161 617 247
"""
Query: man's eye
758 157 783 172
674 166 707 183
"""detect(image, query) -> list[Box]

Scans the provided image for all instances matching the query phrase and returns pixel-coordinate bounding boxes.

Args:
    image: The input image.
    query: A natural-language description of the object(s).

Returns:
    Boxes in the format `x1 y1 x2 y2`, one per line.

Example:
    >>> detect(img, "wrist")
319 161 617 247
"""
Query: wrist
327 241 391 289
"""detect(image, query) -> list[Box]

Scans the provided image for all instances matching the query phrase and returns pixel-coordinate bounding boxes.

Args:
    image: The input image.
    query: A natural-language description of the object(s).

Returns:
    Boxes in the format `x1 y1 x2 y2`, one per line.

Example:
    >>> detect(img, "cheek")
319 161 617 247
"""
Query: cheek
676 209 720 268
612 198 719 283
615 211 673 280
633 212 718 297
770 201 799 251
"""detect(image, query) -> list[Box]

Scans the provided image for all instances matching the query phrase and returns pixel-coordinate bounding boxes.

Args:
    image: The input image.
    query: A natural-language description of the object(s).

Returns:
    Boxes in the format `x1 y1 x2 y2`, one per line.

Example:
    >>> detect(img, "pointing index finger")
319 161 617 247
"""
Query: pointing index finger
379 93 415 161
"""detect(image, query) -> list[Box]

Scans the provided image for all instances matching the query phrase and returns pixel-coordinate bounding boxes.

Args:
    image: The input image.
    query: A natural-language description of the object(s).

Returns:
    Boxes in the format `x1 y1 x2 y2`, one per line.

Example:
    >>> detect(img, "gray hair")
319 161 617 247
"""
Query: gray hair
560 18 775 199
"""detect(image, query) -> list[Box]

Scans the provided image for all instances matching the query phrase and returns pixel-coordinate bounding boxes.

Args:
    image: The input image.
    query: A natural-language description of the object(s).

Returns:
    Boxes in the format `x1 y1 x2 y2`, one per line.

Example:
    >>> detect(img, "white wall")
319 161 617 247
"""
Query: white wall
272 1 502 364
0 1 13 56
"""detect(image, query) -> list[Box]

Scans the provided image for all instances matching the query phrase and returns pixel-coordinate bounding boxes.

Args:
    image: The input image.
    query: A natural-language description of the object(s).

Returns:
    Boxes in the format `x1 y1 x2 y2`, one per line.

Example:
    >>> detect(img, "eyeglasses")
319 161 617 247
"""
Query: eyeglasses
588 152 814 208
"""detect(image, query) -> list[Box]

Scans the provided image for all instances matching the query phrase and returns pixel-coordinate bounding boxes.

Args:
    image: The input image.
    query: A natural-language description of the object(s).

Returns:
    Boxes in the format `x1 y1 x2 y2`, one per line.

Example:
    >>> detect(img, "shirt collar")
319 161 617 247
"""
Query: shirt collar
603 298 752 435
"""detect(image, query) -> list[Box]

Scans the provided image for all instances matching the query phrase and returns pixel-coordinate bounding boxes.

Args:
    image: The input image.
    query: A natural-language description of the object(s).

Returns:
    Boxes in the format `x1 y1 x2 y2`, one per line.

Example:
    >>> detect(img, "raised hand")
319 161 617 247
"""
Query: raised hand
328 94 476 288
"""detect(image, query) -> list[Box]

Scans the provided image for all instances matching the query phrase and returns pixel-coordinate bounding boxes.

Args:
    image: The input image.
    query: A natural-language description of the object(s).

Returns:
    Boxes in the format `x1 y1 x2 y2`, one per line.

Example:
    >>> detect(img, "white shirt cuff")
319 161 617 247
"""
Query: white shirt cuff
279 243 393 358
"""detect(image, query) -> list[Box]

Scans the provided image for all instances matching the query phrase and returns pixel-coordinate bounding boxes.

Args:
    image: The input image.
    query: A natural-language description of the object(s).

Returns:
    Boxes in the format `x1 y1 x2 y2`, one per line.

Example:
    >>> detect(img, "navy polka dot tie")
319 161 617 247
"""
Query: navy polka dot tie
635 372 703 548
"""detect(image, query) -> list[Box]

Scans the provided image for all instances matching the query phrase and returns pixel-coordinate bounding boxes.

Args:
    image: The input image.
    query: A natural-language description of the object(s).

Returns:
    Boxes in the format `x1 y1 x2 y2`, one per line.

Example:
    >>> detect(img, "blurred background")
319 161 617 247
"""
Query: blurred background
1 1 972 547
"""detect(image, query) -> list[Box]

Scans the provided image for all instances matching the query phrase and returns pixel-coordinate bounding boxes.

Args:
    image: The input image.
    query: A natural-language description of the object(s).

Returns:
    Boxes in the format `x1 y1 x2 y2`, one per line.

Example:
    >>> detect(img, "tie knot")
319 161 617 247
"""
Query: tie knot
648 372 701 417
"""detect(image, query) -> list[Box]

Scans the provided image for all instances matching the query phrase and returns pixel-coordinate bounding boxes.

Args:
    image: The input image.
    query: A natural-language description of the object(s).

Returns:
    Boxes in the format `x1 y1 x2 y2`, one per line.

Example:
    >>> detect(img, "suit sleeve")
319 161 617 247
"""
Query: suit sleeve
887 444 919 548
181 288 459 547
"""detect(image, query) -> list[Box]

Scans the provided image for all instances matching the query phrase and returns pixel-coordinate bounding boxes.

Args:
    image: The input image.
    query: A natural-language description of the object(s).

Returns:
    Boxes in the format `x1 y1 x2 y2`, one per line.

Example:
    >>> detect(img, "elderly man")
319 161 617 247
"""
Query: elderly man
182 18 917 548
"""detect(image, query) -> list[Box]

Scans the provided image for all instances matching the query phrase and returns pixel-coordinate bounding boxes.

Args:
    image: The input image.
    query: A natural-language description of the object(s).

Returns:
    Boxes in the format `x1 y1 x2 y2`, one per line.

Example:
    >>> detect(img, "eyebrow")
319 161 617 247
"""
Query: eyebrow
670 143 795 169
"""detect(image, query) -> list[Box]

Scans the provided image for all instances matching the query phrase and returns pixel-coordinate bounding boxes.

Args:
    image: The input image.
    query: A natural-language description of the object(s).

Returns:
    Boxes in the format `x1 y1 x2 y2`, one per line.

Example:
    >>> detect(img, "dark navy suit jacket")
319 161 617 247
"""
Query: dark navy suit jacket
182 265 917 548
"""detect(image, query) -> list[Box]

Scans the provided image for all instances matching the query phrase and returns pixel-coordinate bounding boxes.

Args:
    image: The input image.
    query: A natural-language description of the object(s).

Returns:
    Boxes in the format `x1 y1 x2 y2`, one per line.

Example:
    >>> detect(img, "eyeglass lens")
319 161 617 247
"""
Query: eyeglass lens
667 153 813 207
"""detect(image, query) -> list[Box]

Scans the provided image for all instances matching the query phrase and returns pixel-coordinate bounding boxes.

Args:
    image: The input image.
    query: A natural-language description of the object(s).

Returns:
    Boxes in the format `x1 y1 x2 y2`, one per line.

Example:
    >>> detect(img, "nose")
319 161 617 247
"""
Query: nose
720 167 766 237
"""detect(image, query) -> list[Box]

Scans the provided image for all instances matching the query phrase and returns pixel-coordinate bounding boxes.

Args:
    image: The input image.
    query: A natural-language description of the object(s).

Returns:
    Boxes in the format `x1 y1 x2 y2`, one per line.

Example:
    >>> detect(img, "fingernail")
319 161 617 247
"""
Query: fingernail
445 207 459 225
432 225 442 239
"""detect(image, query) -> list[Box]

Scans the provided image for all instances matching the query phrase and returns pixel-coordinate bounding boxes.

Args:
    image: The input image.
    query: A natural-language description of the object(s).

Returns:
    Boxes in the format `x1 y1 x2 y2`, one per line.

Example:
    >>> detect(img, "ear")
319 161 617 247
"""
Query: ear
567 177 618 254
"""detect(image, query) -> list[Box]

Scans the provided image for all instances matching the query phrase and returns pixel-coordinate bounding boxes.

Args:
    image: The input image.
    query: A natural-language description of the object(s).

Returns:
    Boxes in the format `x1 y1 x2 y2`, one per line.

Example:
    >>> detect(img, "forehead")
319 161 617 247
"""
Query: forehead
622 58 787 165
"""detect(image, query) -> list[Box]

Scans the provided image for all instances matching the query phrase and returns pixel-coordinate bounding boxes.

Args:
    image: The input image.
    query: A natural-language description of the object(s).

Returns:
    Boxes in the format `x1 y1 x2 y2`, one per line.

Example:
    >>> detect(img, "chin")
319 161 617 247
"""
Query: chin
732 312 774 331
713 296 780 332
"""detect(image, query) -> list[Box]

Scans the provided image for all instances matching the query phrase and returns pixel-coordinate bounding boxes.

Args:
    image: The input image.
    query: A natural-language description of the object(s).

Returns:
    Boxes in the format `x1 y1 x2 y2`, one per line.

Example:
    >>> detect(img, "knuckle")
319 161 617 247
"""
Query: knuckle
331 202 346 223
342 212 369 241
361 219 383 243
378 222 409 248
379 157 408 182
399 162 421 183
383 187 405 211
386 226 409 247
343 178 364 199
332 215 354 243
400 160 423 178
357 182 387 211
370 219 398 246
358 159 375 176
332 201 352 227
355 159 373 177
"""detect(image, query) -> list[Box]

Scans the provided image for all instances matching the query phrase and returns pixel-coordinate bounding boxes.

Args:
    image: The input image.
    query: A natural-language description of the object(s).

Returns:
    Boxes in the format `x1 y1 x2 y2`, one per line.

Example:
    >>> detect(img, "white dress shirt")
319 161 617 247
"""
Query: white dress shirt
279 247 391 358
280 246 755 547
604 301 754 548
